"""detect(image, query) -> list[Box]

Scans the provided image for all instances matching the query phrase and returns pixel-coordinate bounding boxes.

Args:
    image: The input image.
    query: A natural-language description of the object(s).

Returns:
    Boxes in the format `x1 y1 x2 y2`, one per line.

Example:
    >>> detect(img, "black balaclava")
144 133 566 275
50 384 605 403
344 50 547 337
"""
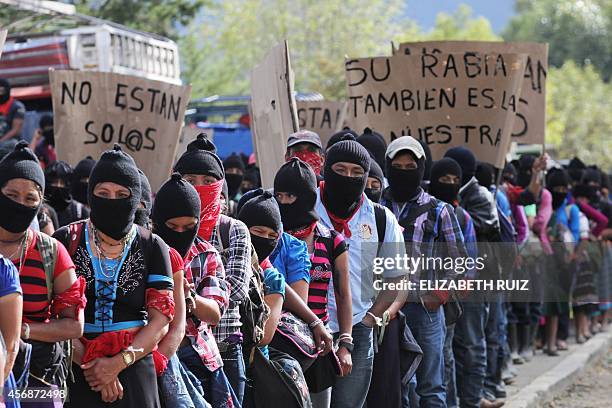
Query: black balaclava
322 135 371 218
44 160 73 213
365 158 384 203
223 153 246 199
581 168 602 203
238 189 282 261
0 141 45 233
547 169 570 209
327 128 359 151
242 167 261 192
385 153 424 202
174 134 224 179
430 158 463 205
88 144 141 240
517 155 536 188
71 156 96 205
502 163 517 185
152 173 201 257
567 157 586 185
475 161 495 188
39 114 54 147
274 157 319 231
357 128 387 175
134 169 152 228
0 79 10 104
444 146 476 186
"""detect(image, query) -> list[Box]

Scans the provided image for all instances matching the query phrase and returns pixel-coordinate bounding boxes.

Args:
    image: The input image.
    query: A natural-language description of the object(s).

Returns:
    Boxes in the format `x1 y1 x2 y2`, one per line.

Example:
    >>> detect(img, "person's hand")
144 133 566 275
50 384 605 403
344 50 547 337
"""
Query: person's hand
422 294 441 312
337 346 353 377
82 356 124 390
312 324 333 356
183 278 194 293
532 154 548 173
100 378 124 403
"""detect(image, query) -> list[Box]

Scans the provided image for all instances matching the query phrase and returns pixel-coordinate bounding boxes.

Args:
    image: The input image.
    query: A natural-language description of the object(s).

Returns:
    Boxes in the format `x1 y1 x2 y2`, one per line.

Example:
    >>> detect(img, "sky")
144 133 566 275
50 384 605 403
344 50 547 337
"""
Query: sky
405 0 516 33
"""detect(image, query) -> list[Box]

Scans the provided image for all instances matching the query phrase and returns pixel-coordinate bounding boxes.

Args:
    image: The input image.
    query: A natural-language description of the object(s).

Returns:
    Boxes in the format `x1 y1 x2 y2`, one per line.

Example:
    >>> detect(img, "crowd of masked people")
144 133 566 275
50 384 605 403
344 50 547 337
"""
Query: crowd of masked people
0 118 610 408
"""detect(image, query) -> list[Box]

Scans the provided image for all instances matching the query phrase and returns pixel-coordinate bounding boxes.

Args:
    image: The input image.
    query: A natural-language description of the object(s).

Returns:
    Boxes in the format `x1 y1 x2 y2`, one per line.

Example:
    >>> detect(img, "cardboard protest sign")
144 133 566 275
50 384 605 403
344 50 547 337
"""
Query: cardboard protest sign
0 29 7 59
396 41 547 145
346 53 526 167
296 101 347 147
250 41 299 188
49 70 191 191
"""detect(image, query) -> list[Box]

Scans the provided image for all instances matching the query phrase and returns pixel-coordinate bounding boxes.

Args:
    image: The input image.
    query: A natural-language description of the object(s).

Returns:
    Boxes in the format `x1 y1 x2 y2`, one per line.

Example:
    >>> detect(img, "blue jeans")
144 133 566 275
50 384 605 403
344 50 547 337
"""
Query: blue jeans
220 342 246 405
331 322 374 408
402 303 447 408
484 295 503 395
159 353 211 408
453 301 487 408
178 345 240 408
444 323 457 408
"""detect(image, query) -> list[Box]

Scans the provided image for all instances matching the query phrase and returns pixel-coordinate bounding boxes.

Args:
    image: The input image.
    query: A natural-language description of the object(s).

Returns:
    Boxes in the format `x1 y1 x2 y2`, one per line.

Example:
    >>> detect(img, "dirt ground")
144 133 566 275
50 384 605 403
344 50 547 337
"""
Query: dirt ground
543 346 612 408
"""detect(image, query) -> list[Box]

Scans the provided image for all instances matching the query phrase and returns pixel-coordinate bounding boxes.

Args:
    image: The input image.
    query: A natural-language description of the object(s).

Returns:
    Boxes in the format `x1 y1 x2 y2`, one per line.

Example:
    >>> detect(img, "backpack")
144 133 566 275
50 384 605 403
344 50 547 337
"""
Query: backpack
217 216 270 355
36 231 58 302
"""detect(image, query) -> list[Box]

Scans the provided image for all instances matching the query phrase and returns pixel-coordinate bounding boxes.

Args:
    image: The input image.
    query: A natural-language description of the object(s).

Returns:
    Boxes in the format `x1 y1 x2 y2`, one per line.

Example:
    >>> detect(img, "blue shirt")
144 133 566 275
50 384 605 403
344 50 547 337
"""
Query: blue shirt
315 190 406 333
269 232 311 285
493 188 512 219
0 256 21 298
259 263 285 359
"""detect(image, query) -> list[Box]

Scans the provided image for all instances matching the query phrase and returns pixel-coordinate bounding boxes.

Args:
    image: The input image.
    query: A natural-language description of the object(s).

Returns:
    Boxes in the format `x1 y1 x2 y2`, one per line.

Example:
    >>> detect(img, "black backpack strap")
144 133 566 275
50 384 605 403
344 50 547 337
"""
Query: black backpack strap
397 199 438 231
373 203 387 244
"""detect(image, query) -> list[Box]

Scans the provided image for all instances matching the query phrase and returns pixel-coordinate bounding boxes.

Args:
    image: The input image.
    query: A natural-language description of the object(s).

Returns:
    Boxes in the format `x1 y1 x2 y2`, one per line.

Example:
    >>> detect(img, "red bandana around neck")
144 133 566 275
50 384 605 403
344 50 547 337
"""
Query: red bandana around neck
290 151 323 176
320 181 362 238
195 179 224 241
288 221 317 240
0 96 15 117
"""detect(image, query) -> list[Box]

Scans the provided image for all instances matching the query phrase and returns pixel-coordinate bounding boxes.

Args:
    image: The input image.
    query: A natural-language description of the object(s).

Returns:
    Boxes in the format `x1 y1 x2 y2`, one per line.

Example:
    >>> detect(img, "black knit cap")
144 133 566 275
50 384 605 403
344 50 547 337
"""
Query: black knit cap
357 128 387 173
45 160 72 185
503 163 517 178
325 134 371 173
138 169 152 210
0 141 45 191
88 144 141 202
73 156 96 181
367 158 385 185
582 168 602 186
547 168 570 188
237 188 282 232
475 161 495 188
152 173 201 224
223 153 245 172
274 157 317 197
444 146 476 180
174 134 224 180
327 127 359 151
431 158 462 183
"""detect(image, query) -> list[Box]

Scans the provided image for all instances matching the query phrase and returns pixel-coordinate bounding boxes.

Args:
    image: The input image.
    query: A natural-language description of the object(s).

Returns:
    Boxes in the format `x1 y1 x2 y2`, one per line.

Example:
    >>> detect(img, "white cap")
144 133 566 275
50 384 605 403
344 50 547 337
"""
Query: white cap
386 136 425 160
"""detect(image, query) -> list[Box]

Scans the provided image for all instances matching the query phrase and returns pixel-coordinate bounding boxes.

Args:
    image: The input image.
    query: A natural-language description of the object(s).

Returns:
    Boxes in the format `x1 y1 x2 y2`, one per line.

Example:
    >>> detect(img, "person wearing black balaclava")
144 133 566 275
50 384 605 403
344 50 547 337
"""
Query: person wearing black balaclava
315 134 407 408
53 144 174 408
365 159 384 203
502 163 518 186
380 137 468 408
223 153 246 201
326 127 359 152
516 155 537 189
0 142 84 406
71 156 96 208
567 157 586 187
357 128 387 176
32 114 57 168
134 169 152 229
0 78 26 142
444 146 503 407
44 160 89 228
578 167 612 237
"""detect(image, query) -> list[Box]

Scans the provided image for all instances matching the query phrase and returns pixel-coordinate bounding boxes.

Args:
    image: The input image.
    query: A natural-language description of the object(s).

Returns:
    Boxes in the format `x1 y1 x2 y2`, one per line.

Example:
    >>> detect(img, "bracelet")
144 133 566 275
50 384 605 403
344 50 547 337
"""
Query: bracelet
337 333 353 343
309 318 323 329
22 323 30 340
366 312 383 327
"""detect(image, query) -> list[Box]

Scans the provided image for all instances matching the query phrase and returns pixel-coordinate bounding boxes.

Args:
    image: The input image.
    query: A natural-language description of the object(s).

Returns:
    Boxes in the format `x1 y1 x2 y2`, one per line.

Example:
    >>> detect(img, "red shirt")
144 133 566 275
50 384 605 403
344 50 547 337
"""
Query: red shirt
12 230 75 323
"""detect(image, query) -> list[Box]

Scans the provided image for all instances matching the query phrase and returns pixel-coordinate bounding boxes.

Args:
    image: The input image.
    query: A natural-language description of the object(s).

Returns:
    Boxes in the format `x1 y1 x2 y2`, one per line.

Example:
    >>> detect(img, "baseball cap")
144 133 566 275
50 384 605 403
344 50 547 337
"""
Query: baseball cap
287 130 322 149
386 136 425 160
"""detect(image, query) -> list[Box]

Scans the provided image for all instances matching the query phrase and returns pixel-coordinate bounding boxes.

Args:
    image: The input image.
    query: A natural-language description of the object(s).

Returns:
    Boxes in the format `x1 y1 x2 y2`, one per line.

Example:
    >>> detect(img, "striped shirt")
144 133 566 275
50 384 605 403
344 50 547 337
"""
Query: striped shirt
12 230 74 323
307 224 347 322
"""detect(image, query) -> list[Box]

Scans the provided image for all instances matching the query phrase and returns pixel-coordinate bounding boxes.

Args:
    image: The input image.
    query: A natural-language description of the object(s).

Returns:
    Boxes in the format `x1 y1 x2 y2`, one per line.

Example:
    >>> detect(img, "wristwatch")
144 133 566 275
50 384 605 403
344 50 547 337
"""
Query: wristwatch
338 341 354 353
120 350 135 367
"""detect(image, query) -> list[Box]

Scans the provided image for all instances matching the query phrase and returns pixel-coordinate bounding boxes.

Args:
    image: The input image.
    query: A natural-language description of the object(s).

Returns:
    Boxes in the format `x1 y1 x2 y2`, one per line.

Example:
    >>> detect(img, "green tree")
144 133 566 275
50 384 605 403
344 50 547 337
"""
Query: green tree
413 4 501 42
503 0 612 81
74 0 207 40
546 61 612 169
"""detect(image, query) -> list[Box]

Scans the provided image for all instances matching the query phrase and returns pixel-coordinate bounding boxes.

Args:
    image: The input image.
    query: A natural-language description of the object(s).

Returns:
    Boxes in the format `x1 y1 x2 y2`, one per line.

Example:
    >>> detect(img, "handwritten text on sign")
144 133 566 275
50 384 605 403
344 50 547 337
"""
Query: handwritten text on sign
397 41 547 145
346 52 526 167
296 100 347 147
50 70 191 191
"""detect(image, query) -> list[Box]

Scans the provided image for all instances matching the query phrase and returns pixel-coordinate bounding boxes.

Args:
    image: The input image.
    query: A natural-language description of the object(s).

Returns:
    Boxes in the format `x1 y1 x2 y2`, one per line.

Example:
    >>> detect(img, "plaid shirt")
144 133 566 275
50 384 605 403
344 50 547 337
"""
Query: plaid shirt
381 188 467 284
183 239 230 371
208 215 252 343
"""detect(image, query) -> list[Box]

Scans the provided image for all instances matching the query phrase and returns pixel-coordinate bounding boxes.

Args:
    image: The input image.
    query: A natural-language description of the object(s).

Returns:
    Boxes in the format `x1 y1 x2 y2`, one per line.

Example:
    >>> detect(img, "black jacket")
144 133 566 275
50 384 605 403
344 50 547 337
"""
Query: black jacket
458 177 501 242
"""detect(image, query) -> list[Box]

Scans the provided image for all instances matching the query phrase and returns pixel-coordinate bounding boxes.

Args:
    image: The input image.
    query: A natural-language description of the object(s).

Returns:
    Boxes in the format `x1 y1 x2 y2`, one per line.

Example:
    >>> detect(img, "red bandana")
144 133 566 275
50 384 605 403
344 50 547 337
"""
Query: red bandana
288 221 317 240
0 96 14 117
320 181 362 238
290 151 323 176
195 179 224 241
